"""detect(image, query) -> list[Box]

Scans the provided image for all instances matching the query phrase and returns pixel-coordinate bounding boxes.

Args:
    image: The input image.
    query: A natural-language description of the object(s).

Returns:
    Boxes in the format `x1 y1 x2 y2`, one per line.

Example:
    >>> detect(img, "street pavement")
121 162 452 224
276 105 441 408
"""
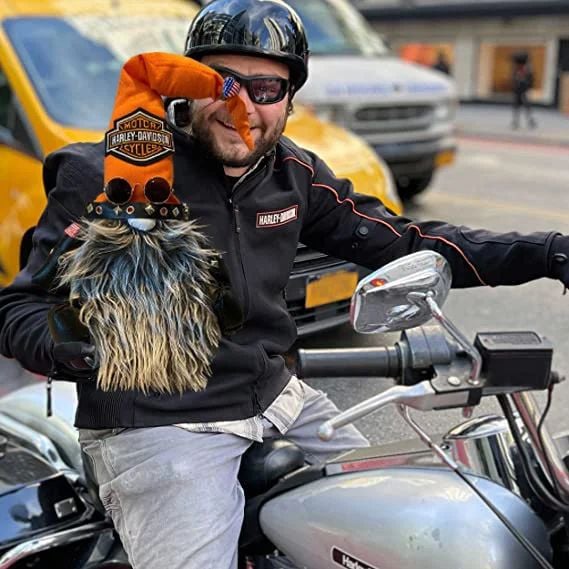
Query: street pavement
457 102 569 147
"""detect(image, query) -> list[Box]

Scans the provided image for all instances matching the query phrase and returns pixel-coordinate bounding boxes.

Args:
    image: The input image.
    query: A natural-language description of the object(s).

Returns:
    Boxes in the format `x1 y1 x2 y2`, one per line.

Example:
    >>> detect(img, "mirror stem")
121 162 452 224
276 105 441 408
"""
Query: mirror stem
423 293 482 384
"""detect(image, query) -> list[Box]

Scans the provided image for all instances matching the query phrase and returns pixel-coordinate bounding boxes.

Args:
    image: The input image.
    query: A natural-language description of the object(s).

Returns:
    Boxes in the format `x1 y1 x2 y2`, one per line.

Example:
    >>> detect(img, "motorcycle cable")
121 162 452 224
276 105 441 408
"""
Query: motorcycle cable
537 384 566 500
453 468 555 569
498 395 569 513
400 405 556 569
536 384 569 546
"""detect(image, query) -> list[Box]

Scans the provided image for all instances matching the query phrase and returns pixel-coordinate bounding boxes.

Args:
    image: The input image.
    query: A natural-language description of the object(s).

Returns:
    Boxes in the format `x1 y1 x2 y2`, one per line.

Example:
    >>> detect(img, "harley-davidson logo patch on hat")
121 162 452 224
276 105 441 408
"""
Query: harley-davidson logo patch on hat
105 108 174 165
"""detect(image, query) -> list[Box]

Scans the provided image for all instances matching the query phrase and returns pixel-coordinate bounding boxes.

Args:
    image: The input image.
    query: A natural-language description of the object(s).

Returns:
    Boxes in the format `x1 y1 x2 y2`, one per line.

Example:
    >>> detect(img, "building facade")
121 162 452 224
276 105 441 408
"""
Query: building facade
355 0 569 109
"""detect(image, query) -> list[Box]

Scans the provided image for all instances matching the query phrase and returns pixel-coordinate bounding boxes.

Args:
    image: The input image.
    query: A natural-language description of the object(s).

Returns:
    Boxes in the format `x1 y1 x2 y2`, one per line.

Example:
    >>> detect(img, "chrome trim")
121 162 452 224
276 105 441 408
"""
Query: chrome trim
443 415 519 492
510 392 569 499
0 522 112 568
54 497 79 519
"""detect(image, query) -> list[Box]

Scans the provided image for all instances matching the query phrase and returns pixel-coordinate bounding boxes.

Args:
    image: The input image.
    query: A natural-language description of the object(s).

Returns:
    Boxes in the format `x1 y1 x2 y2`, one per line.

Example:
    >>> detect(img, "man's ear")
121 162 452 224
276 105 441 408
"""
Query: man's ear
287 97 295 116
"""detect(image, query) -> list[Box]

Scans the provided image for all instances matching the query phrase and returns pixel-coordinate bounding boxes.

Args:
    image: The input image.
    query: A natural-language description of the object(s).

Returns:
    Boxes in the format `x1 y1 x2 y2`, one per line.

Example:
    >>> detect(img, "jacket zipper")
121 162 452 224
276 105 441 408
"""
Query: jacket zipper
230 161 270 414
226 159 268 320
226 193 248 317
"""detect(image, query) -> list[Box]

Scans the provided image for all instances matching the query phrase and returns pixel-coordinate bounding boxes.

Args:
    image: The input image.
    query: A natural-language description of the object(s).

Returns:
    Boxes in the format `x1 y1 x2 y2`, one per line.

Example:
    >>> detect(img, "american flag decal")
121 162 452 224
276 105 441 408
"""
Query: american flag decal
221 76 241 100
64 222 81 238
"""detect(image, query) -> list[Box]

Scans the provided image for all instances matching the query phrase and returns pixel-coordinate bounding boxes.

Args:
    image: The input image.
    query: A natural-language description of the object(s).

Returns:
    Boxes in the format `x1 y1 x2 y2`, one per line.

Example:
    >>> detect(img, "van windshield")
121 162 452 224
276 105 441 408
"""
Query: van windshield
3 16 188 130
287 0 389 56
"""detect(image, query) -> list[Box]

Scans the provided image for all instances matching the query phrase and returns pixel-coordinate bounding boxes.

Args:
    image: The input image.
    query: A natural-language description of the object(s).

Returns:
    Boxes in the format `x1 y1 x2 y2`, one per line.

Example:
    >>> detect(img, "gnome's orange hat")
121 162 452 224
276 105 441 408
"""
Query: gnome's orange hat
85 52 253 223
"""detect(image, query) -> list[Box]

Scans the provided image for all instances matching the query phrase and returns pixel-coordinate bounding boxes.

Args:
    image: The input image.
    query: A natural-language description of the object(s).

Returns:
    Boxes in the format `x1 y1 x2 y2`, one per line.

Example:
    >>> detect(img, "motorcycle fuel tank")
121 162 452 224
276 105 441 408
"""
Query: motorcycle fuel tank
259 462 551 569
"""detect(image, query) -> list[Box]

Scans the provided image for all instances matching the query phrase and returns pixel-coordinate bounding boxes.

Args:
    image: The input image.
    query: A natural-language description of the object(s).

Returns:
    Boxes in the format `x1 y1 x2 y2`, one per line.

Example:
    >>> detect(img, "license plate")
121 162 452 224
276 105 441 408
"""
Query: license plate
305 270 359 309
435 149 455 167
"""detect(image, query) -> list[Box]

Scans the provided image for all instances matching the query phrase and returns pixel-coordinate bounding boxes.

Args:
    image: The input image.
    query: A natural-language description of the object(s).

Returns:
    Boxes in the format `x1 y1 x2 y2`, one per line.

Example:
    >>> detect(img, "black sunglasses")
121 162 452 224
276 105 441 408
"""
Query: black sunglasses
211 65 290 105
104 177 173 206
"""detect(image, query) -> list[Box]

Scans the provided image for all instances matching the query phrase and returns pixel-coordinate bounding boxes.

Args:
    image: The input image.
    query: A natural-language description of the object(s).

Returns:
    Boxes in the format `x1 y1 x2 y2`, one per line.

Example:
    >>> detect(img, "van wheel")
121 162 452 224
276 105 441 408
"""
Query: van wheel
396 171 434 201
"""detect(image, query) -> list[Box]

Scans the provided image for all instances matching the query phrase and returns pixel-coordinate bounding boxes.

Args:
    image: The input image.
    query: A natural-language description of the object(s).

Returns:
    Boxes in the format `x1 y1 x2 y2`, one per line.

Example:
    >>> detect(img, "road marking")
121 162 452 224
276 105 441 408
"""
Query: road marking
460 154 502 168
458 135 569 155
457 152 569 182
429 192 569 222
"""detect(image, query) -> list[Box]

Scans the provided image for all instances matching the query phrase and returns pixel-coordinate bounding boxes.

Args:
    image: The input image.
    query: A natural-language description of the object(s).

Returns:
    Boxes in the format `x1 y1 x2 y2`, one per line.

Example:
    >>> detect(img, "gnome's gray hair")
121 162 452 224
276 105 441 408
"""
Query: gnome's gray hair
57 219 221 394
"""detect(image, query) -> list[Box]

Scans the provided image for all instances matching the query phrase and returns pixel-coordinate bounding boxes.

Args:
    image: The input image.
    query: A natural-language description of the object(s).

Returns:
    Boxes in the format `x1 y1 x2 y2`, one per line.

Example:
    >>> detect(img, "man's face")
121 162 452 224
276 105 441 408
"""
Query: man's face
190 54 291 170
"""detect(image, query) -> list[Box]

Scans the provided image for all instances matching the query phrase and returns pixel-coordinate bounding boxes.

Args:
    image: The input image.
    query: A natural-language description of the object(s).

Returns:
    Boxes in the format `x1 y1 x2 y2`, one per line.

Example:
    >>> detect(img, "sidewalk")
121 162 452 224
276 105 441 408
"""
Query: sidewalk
456 103 569 147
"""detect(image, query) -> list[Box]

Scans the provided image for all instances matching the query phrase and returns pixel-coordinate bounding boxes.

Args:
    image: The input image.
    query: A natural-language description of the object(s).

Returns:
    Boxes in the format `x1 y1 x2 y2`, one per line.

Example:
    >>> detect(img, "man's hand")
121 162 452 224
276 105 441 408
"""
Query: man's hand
549 235 569 290
48 304 98 382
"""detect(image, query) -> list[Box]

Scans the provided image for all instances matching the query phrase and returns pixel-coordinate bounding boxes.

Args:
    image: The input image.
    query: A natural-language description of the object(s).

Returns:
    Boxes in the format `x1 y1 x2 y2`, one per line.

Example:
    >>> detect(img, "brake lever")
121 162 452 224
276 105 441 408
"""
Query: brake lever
318 380 471 441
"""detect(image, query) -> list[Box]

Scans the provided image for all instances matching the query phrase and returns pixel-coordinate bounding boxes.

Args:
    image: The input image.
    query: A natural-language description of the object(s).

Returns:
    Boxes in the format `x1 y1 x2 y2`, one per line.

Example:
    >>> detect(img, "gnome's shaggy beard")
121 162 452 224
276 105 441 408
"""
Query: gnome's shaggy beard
57 219 221 394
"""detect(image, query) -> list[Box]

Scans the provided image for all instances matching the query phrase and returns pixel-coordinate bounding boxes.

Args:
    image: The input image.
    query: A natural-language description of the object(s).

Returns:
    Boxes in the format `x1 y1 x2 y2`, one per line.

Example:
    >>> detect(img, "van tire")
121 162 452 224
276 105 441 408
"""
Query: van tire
396 171 433 201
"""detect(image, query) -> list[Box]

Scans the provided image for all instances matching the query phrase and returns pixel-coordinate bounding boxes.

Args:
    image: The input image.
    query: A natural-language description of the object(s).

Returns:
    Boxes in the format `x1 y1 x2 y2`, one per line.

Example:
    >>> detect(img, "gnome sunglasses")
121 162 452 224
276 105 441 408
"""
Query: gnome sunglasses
211 65 290 105
104 177 173 206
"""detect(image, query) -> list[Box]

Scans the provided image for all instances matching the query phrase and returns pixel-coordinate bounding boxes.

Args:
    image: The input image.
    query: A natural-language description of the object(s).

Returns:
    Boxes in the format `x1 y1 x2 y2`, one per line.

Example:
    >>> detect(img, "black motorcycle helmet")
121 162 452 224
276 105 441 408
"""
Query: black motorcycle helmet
184 0 309 94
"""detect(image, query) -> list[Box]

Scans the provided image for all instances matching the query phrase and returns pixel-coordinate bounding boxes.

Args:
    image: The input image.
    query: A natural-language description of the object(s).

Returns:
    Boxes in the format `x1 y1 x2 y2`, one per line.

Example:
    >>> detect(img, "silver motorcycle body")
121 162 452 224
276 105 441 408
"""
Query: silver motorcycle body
0 382 553 569
1 251 567 568
260 441 551 569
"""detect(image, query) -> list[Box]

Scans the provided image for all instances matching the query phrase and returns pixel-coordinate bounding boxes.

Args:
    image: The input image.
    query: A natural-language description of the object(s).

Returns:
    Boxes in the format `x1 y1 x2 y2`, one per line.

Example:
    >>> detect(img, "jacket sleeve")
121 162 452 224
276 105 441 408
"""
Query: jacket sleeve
300 154 558 288
0 143 103 375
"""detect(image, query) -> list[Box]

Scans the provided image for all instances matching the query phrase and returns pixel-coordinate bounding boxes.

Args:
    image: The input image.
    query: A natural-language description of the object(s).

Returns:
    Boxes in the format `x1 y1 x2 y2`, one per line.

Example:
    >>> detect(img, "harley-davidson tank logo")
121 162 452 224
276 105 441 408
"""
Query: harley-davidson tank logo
332 547 378 569
105 108 174 165
256 205 299 228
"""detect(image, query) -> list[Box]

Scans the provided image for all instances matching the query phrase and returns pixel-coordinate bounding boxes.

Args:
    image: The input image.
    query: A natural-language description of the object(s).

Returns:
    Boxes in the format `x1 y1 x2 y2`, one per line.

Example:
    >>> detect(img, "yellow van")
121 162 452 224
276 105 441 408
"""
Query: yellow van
0 0 402 335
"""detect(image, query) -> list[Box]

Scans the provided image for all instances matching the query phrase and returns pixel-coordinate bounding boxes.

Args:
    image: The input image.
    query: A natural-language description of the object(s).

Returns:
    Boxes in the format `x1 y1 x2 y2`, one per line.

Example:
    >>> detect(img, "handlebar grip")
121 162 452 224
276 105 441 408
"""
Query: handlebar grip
297 346 401 379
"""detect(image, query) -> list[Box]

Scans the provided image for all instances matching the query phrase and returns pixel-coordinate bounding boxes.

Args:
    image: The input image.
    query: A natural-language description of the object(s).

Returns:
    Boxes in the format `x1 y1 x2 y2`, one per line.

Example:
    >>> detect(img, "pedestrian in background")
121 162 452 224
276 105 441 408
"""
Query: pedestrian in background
432 50 451 76
512 51 537 129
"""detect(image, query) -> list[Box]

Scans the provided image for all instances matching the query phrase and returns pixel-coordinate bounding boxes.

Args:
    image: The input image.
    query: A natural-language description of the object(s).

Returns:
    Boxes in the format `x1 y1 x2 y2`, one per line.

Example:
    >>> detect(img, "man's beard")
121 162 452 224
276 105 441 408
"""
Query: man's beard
190 104 288 167
57 219 221 395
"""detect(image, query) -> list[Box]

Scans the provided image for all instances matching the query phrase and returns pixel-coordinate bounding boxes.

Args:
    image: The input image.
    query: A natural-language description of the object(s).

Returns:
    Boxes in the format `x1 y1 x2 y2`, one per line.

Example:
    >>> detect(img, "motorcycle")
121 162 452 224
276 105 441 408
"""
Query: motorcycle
1 250 569 568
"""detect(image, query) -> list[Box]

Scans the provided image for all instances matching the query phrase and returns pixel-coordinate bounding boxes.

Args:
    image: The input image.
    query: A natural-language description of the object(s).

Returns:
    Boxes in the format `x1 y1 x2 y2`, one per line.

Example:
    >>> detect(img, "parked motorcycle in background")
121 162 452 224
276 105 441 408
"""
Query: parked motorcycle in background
0 251 568 568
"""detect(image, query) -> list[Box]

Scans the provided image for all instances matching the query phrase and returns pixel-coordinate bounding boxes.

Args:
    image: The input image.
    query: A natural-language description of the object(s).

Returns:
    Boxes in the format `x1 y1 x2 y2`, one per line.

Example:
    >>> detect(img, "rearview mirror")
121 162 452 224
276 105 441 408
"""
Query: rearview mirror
350 251 451 333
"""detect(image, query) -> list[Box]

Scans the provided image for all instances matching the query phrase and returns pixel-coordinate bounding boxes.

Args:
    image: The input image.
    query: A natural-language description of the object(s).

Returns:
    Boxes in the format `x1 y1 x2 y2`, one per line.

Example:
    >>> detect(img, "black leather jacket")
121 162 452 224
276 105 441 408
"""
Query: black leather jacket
0 133 558 428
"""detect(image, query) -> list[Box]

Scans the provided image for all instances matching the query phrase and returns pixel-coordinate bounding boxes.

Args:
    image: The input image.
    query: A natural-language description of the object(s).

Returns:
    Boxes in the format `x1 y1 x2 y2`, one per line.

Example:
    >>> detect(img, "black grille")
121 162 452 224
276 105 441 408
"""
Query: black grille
292 244 345 274
355 105 432 122
288 298 351 326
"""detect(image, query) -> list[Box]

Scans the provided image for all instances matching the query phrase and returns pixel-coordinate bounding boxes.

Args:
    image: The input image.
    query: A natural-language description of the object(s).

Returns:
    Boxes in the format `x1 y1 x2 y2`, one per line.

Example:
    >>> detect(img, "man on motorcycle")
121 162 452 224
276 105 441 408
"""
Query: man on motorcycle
1 0 569 567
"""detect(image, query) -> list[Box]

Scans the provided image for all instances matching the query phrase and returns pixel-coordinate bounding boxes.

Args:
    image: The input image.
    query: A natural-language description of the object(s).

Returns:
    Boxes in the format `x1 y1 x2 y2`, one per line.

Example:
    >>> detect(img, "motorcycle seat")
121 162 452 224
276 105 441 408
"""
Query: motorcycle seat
238 438 306 499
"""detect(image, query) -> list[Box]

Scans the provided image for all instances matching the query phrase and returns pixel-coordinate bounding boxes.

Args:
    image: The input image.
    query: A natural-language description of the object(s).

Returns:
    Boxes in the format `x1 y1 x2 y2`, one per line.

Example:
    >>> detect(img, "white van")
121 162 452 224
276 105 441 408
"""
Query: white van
286 0 458 200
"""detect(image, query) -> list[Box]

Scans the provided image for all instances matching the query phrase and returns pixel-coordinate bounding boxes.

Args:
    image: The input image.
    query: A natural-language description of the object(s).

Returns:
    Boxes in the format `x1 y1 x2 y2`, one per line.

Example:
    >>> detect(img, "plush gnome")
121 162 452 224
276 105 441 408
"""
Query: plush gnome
45 53 253 395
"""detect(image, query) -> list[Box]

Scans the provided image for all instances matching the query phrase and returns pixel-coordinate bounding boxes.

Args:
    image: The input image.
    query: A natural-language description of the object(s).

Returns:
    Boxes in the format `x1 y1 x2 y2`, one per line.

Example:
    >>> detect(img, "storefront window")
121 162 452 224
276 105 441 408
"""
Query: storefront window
399 43 455 76
477 43 546 101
